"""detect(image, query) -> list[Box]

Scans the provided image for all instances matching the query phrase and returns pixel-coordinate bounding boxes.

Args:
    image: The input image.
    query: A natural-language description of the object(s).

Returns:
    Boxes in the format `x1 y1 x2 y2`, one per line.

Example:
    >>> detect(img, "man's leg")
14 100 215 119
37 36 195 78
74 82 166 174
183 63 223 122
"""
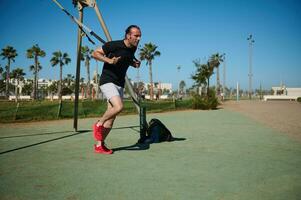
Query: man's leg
98 102 116 143
94 96 123 147
98 96 123 126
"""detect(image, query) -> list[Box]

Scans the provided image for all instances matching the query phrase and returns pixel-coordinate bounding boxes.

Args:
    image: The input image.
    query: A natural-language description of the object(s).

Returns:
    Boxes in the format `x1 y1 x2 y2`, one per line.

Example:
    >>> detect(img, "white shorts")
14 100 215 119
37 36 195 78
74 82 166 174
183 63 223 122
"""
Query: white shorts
100 83 124 101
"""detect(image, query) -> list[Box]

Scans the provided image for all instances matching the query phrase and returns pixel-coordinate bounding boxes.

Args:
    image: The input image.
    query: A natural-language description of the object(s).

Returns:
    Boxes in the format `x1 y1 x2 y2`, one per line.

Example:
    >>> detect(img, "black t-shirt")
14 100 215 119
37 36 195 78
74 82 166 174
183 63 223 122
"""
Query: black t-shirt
99 40 137 88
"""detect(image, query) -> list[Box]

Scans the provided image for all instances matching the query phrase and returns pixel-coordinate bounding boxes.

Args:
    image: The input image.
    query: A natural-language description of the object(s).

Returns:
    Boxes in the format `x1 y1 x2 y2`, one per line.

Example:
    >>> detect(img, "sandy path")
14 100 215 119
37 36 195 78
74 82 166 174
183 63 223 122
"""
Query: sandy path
222 100 301 142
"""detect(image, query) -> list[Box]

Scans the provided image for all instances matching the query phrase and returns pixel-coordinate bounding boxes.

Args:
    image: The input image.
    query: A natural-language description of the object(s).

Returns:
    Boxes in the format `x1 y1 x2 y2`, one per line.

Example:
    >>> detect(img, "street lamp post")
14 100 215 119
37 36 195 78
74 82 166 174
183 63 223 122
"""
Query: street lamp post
247 34 255 99
177 65 181 98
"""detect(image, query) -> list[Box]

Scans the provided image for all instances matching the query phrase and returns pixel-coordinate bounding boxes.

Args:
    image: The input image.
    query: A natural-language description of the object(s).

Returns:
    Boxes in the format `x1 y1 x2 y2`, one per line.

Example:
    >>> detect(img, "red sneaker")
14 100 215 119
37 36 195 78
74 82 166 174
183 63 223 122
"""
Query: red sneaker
94 144 113 154
93 123 104 141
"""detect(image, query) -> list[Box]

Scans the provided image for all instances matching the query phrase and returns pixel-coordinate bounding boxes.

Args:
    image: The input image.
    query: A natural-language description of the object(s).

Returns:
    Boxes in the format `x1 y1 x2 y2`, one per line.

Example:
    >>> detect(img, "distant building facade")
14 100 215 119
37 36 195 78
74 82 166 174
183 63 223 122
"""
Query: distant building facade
263 85 301 101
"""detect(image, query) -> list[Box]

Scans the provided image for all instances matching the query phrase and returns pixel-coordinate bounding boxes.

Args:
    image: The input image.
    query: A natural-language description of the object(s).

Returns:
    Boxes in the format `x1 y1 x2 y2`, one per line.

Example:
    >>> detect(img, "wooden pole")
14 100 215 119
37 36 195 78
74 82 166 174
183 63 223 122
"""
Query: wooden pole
73 4 84 131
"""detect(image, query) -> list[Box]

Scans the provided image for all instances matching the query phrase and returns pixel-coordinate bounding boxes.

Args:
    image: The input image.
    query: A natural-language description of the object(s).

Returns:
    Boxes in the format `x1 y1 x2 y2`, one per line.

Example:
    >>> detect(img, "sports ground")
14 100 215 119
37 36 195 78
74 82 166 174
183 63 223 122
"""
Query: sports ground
0 101 300 200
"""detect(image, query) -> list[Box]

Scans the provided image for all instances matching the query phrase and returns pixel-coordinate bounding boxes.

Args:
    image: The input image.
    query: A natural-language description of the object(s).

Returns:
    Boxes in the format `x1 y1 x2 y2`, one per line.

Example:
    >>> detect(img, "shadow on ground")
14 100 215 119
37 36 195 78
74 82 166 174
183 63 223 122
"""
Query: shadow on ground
0 125 140 155
112 137 186 152
0 130 90 155
0 124 186 155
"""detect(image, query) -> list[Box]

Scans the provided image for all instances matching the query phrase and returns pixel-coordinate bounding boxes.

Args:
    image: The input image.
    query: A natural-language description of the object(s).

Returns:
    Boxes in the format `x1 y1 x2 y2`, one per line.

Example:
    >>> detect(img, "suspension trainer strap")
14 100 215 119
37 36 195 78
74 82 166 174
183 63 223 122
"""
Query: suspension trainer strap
51 0 106 45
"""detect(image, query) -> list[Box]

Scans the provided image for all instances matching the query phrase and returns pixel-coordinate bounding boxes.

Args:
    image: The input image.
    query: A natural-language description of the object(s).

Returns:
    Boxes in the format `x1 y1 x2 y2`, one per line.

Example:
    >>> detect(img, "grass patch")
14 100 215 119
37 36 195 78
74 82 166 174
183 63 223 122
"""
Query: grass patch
0 99 193 123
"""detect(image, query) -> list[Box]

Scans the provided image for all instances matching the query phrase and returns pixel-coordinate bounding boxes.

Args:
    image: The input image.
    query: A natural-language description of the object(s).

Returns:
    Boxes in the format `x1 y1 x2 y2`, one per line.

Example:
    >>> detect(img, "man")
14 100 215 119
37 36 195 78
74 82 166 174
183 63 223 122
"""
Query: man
92 25 141 154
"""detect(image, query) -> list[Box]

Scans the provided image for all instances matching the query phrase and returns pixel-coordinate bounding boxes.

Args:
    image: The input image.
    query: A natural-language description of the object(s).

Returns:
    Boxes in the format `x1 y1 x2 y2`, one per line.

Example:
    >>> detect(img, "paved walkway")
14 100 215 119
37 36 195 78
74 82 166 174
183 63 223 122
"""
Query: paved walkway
222 100 301 141
1 109 300 200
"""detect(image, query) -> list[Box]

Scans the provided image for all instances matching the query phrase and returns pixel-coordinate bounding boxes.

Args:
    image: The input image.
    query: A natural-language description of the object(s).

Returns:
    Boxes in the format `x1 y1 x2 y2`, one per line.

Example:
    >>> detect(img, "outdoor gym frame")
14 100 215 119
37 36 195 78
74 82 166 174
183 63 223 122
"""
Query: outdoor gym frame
52 0 147 140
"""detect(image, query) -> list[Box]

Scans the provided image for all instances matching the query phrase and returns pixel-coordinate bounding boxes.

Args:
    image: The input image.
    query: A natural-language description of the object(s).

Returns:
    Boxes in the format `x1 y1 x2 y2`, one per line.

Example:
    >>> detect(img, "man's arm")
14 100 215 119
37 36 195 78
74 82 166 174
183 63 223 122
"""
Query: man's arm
92 47 120 65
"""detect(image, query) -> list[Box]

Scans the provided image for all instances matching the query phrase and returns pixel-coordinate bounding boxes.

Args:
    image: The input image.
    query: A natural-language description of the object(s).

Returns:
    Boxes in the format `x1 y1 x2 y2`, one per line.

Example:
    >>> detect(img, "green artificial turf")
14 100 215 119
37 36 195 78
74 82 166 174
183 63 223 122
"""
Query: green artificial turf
0 109 300 200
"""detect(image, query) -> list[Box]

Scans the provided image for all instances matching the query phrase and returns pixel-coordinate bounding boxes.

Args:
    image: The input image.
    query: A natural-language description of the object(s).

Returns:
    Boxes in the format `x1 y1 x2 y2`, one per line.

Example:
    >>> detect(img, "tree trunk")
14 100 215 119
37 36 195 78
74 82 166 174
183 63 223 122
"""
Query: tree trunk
86 59 91 99
207 77 210 98
36 68 39 99
15 79 19 103
149 61 153 100
59 64 62 101
5 59 10 99
216 66 220 96
33 56 38 100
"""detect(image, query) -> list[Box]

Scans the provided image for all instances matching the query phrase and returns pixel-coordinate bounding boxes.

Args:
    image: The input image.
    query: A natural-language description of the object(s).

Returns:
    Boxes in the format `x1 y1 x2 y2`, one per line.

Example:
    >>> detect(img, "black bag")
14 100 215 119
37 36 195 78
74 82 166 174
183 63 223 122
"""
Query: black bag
146 118 173 143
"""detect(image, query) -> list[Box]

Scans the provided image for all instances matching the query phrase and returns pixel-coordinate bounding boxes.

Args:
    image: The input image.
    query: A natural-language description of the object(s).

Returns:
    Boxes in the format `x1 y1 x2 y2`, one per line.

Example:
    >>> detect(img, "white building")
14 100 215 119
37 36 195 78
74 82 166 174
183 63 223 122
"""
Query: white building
263 85 301 101
38 78 55 88
7 78 56 100
144 82 173 93
9 78 55 89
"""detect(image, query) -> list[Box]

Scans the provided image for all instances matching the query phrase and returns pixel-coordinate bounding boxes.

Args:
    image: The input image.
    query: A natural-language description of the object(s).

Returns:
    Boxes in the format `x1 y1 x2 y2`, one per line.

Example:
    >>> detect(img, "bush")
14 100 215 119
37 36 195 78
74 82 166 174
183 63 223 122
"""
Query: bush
175 98 193 110
61 87 73 95
297 97 301 102
191 89 219 110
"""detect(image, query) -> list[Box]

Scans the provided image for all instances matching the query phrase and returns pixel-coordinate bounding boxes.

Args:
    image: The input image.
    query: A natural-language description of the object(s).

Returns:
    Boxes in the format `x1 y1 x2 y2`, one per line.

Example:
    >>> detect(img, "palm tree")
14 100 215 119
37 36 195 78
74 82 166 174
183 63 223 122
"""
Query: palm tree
0 65 3 79
64 74 75 94
192 59 215 97
22 80 33 96
48 81 58 101
80 46 93 99
179 80 186 95
10 68 26 102
50 51 71 100
1 46 18 99
209 53 224 96
29 62 42 98
27 44 46 100
0 65 4 92
139 43 161 100
64 74 75 87
0 65 3 92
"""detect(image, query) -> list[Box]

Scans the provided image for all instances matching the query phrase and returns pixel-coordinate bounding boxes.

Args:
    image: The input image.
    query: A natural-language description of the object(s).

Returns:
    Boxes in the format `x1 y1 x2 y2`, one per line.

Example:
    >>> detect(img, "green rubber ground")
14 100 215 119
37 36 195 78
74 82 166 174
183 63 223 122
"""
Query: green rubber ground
0 109 300 200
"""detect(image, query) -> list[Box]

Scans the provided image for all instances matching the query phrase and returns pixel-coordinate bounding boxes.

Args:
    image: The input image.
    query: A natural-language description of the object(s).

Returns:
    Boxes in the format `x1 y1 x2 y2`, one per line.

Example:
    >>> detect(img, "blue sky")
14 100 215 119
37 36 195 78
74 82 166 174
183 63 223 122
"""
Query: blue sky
0 0 300 91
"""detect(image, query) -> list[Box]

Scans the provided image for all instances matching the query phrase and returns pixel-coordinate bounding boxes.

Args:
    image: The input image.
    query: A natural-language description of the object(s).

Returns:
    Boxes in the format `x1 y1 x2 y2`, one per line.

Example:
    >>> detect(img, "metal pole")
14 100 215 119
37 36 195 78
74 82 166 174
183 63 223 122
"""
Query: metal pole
236 82 239 102
247 34 254 100
259 82 262 100
250 40 253 99
73 5 84 131
223 56 226 98
216 61 220 96
93 2 140 113
138 106 147 143
222 53 226 99
249 41 252 99
177 65 181 98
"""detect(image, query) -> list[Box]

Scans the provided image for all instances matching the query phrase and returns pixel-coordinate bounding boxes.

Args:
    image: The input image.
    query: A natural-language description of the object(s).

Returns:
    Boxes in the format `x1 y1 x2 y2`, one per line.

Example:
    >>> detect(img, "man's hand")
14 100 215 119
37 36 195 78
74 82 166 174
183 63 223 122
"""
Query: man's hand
109 56 121 65
92 48 120 65
132 59 141 68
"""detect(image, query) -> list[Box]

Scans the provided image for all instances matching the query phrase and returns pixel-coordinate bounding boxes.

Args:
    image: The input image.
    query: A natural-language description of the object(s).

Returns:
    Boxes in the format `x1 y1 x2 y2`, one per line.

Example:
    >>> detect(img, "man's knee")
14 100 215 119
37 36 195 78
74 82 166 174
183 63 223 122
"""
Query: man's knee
109 102 123 113
108 96 123 114
114 104 123 113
